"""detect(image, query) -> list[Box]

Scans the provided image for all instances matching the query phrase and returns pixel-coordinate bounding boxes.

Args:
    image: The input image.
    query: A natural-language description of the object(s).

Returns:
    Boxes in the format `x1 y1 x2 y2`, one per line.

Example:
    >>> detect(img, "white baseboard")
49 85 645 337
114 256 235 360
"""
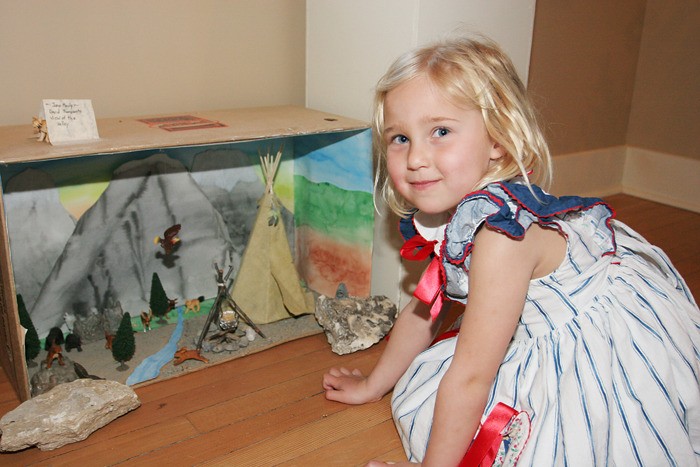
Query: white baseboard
551 146 700 213
623 147 700 213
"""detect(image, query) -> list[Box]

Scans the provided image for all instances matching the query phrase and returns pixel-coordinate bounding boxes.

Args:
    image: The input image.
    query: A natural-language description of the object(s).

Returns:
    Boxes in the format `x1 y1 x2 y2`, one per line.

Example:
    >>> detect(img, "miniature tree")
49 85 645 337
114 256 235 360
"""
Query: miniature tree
149 272 169 323
17 294 41 366
112 312 135 371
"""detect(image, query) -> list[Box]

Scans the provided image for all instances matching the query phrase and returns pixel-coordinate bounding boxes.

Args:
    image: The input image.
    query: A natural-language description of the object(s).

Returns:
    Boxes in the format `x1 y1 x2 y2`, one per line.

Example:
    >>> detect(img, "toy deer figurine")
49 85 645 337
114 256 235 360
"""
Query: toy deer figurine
140 309 153 331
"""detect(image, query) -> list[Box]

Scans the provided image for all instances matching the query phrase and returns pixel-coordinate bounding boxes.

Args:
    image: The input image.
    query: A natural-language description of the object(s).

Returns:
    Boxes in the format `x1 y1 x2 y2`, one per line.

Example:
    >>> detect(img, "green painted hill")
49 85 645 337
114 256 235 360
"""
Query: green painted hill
294 175 374 245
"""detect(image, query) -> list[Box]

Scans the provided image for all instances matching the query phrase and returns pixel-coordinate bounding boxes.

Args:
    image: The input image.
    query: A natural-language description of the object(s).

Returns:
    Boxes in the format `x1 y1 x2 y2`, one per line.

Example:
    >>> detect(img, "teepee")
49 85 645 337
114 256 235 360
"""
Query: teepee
231 148 315 324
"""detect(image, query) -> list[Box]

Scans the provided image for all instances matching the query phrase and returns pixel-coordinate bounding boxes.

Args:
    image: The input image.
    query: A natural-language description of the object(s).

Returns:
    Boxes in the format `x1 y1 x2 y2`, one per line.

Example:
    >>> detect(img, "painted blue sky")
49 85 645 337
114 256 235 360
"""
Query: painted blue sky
295 129 373 193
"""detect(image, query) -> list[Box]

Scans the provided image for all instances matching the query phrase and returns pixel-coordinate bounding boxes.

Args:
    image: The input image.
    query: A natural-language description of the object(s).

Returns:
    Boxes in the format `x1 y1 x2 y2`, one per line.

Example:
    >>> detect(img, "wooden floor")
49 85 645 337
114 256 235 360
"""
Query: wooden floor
1 194 698 466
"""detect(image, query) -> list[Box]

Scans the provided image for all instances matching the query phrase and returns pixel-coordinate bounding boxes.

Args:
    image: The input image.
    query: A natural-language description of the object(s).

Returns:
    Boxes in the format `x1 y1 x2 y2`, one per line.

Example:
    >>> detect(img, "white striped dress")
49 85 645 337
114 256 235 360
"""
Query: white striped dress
392 182 700 465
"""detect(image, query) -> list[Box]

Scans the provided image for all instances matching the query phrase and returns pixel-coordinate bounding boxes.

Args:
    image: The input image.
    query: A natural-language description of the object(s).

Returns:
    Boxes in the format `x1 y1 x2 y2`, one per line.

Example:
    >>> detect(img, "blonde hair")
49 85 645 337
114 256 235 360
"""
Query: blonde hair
373 36 552 217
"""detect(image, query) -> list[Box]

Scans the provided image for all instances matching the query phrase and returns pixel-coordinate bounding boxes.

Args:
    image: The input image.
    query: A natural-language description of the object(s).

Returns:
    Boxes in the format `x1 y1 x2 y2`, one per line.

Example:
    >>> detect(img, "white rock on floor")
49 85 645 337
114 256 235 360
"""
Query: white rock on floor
0 379 140 451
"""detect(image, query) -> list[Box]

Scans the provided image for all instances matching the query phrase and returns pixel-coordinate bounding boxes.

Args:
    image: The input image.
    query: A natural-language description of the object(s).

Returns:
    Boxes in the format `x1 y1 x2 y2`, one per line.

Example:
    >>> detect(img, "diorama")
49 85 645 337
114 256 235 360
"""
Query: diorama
0 108 374 399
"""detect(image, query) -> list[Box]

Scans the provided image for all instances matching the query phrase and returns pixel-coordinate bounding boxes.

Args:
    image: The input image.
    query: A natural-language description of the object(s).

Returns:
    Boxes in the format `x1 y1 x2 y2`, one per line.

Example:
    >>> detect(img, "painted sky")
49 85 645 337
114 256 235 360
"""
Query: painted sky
59 182 110 219
296 130 373 193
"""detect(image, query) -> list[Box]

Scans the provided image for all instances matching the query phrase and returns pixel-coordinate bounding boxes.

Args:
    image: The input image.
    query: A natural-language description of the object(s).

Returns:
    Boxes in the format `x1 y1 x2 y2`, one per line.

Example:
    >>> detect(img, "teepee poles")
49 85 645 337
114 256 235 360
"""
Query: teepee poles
260 146 283 194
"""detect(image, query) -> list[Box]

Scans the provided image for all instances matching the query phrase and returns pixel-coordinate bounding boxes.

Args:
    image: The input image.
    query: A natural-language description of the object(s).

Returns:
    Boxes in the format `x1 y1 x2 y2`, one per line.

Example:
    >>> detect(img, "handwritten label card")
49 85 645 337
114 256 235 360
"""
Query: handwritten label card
42 99 100 144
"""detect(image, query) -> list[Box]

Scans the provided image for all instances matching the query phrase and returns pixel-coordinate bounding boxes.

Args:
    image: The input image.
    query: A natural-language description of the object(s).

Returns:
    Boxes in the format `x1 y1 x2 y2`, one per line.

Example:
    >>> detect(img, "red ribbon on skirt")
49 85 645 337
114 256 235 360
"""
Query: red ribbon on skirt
459 402 518 467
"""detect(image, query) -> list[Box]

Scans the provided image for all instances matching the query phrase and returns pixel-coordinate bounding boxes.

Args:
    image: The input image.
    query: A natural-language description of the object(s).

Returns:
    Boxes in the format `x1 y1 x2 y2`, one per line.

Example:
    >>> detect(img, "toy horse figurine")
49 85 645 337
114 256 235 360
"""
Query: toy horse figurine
173 347 209 365
105 331 115 350
46 343 64 368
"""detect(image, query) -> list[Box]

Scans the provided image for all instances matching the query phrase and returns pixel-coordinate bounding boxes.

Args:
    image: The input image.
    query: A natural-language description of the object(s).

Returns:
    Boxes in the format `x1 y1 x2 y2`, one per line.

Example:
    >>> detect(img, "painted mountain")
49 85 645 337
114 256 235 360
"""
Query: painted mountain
28 153 235 337
3 169 76 311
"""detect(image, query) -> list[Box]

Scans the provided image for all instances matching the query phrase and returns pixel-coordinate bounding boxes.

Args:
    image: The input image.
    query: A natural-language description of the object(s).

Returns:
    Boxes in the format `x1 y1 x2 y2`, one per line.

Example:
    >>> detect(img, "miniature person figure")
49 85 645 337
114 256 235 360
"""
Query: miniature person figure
322 36 700 465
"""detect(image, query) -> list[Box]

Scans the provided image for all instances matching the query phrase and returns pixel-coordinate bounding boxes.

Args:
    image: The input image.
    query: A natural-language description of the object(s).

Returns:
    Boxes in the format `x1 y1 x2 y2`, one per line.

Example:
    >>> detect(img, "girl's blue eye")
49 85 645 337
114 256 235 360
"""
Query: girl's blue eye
391 134 409 144
433 127 449 137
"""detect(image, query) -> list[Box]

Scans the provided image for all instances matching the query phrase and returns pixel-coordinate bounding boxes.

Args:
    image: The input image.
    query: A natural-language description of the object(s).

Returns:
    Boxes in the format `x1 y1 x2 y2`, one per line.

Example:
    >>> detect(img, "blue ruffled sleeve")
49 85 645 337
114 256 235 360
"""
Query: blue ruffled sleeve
442 182 615 302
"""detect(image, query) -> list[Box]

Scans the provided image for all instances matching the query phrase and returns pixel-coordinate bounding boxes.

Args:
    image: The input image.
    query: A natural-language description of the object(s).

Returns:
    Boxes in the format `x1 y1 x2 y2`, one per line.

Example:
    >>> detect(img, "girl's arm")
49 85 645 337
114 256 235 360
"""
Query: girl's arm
323 295 450 405
421 224 563 466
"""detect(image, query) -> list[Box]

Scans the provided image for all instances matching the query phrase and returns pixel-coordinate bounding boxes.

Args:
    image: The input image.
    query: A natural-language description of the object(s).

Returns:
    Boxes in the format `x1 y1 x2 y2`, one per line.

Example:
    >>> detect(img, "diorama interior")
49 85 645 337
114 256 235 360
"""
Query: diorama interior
0 106 374 401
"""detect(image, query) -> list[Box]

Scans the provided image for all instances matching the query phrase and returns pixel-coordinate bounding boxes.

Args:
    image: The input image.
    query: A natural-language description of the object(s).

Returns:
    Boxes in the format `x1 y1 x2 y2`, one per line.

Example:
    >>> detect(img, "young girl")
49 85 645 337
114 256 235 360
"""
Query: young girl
322 36 700 466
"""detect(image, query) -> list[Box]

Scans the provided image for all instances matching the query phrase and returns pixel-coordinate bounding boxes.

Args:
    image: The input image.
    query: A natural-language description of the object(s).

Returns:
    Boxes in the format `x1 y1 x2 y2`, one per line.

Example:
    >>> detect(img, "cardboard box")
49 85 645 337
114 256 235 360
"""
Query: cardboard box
0 106 373 400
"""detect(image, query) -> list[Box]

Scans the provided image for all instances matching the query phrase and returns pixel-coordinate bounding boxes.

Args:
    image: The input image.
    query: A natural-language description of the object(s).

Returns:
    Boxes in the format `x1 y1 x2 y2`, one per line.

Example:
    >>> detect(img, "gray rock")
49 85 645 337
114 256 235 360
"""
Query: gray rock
102 300 125 335
29 356 102 397
0 379 140 451
315 295 398 355
73 309 106 343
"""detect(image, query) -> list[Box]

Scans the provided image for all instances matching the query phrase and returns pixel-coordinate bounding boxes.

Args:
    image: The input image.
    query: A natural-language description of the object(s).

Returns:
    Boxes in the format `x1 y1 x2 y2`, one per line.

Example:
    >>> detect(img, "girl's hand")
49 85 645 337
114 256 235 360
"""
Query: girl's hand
322 367 382 404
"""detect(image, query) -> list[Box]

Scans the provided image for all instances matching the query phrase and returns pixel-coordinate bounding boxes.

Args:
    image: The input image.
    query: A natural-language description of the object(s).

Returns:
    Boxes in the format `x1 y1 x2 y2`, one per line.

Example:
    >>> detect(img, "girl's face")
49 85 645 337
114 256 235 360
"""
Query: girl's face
384 75 503 215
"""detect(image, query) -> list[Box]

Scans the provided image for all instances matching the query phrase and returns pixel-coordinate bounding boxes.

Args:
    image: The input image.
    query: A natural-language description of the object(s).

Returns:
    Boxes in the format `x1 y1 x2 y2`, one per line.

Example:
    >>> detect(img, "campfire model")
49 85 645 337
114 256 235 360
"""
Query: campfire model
173 263 265 365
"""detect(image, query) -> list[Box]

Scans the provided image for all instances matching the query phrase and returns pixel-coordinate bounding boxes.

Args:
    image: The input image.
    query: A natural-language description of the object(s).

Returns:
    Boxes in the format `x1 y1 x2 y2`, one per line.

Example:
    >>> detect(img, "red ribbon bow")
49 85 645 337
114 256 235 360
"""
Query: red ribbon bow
415 257 444 320
400 235 437 261
401 235 444 320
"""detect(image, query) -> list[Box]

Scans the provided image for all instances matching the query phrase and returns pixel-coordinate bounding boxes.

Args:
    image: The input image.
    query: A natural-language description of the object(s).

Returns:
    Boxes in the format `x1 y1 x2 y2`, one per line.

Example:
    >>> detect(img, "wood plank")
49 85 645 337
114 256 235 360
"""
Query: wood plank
199 395 394 466
186 348 380 433
0 416 198 467
277 419 406 466
122 393 350 465
49 417 196 467
119 347 387 464
134 333 330 403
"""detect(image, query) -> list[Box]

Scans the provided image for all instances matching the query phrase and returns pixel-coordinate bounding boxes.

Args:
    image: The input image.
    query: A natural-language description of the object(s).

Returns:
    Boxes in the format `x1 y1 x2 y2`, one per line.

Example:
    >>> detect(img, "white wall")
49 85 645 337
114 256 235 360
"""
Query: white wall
306 0 537 307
